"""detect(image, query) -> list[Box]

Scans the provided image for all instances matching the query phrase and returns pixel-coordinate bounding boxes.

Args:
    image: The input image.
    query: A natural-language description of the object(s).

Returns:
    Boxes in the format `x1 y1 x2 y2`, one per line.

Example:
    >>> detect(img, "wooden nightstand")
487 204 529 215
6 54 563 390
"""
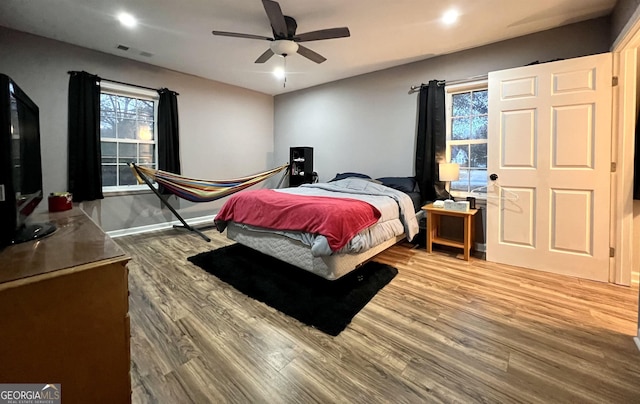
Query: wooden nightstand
422 203 479 261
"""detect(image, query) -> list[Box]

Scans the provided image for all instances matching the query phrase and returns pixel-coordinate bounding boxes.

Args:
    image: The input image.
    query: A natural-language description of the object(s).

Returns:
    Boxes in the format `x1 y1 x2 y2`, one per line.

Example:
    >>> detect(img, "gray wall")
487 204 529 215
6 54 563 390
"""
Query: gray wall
274 17 611 182
0 27 274 232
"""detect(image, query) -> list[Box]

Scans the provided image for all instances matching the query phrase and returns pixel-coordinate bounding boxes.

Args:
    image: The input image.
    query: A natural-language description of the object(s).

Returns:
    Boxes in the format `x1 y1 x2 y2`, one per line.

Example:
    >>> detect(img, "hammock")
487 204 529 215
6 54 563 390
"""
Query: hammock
131 163 289 202
129 163 289 241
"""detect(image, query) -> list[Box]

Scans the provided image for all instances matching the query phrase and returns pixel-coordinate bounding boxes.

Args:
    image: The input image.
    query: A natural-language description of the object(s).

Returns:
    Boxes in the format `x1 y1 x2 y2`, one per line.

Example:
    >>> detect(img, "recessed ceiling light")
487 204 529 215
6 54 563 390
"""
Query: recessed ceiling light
442 9 459 25
118 12 137 28
273 67 285 79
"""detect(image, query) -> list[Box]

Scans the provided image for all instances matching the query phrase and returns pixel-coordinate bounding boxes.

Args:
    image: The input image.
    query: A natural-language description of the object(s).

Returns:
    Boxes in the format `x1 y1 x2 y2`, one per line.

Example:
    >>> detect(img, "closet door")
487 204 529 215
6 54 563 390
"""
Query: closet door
486 53 612 282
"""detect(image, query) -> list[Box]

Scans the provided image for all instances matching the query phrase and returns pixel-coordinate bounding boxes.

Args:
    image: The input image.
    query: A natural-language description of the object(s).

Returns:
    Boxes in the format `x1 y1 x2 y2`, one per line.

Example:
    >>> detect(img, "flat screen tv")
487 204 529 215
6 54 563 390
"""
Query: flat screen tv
0 74 55 246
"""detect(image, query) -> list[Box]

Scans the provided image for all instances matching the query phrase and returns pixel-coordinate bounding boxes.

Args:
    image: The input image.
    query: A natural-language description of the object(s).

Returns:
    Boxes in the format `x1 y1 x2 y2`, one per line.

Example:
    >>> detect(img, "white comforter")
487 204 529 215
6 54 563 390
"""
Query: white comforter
230 178 419 257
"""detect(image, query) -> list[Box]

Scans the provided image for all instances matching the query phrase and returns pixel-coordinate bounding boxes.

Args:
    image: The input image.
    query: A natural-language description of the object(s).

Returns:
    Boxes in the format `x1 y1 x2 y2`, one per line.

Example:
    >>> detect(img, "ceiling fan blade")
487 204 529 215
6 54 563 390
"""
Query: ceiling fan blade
212 30 273 41
262 0 288 38
255 49 275 63
294 27 350 42
297 45 326 64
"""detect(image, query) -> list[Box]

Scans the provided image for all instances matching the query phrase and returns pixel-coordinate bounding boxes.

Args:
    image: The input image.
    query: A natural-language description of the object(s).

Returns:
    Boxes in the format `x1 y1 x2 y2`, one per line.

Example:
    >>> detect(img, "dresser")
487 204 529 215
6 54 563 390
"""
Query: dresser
0 207 131 403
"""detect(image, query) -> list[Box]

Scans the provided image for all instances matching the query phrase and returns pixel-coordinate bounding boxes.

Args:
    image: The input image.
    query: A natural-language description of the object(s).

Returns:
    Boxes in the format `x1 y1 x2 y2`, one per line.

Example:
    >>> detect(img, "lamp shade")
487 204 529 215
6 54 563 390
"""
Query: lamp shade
439 163 460 182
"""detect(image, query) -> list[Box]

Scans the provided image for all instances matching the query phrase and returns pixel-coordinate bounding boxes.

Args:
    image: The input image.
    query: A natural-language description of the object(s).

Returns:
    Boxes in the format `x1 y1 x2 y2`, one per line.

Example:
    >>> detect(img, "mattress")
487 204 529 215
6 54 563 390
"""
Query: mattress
226 221 404 280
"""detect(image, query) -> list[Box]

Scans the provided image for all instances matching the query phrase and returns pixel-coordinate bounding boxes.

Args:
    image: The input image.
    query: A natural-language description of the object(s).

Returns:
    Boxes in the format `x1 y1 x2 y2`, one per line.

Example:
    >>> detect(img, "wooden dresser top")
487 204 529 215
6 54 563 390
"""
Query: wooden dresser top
0 207 128 285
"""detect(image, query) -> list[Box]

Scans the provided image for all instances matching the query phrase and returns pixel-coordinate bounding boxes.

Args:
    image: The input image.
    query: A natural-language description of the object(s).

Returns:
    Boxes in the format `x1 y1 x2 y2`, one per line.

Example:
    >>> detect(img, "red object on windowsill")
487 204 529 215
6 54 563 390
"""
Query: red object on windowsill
48 192 73 212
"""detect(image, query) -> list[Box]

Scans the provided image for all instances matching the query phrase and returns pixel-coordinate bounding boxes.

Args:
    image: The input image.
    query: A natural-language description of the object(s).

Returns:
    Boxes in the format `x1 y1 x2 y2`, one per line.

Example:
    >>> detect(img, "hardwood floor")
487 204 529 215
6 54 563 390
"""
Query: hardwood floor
118 229 640 403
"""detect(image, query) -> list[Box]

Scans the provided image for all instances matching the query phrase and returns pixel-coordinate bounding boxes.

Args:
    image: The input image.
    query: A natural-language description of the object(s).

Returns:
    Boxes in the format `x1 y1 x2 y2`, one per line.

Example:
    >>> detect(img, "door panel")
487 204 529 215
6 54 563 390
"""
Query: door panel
487 53 612 282
501 77 537 99
552 105 593 168
550 189 593 255
499 187 536 247
552 68 595 93
501 110 537 167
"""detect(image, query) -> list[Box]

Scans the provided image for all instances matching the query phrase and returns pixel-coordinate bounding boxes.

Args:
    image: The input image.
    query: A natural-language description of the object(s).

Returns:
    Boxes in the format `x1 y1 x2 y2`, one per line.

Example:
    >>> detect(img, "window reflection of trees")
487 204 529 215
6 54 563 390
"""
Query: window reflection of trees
449 89 488 193
100 94 154 140
99 93 155 187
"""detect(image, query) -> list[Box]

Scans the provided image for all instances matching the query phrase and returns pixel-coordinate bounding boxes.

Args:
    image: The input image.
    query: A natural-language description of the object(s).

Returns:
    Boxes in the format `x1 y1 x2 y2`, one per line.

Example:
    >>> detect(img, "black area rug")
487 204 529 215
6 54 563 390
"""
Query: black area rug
188 244 398 336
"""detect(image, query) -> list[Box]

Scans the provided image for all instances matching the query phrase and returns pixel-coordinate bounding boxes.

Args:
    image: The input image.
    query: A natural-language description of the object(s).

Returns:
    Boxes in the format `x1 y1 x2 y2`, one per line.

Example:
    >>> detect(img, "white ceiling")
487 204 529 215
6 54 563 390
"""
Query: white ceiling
0 0 617 95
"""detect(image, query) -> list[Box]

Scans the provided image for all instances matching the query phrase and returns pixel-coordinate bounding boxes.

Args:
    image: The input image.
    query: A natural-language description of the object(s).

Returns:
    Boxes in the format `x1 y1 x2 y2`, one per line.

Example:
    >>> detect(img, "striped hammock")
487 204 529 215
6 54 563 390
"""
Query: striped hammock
130 163 289 203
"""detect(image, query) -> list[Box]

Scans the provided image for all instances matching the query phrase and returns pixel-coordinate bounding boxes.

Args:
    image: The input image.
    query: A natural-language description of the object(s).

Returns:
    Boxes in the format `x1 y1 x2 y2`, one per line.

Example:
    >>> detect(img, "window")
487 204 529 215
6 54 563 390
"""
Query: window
445 82 488 196
99 82 158 192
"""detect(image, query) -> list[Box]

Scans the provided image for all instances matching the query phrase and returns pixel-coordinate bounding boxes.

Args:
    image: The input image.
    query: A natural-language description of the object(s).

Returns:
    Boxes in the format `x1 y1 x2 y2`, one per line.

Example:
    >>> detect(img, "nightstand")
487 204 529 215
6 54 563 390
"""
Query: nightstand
422 203 479 261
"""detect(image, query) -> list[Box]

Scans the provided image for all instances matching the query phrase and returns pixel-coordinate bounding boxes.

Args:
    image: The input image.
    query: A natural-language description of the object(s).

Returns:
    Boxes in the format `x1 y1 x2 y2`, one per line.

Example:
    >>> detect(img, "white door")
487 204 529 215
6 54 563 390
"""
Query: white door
486 53 612 282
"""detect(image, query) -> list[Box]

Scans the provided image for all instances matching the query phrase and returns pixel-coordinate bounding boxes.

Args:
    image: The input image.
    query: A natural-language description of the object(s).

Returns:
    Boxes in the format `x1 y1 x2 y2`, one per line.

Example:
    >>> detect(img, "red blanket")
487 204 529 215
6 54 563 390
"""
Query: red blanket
214 189 381 251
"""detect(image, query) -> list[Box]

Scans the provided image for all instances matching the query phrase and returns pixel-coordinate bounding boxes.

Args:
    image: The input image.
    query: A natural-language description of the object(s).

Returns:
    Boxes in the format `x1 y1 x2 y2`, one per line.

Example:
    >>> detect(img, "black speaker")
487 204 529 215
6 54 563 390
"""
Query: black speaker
466 196 476 209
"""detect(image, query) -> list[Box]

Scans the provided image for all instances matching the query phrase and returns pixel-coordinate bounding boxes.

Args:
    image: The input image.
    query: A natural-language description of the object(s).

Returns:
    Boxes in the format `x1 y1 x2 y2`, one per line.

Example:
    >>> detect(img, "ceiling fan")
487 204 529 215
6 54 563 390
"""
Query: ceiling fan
212 0 350 64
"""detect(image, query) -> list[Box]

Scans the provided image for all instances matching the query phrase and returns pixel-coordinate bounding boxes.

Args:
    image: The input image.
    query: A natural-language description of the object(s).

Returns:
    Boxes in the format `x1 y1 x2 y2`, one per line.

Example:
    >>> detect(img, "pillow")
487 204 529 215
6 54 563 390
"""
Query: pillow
329 172 372 182
376 177 417 193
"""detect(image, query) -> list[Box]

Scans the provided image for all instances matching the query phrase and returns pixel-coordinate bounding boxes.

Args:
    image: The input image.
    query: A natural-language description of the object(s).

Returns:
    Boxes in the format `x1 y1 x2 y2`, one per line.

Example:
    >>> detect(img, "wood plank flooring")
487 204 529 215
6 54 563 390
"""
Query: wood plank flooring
117 229 640 403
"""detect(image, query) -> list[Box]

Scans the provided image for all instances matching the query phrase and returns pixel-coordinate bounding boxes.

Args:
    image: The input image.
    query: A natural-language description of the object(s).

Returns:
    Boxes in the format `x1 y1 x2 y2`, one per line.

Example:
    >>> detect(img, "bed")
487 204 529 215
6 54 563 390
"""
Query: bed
214 177 421 280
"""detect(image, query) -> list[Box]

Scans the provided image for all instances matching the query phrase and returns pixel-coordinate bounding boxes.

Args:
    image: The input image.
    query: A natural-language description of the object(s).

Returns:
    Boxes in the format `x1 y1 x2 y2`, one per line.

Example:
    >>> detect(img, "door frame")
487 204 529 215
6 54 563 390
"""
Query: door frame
611 10 640 286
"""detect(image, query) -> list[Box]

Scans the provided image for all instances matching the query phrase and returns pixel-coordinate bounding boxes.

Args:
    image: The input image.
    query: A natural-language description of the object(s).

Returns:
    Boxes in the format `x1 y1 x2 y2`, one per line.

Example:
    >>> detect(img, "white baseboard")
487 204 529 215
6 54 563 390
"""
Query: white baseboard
634 336 640 352
107 214 217 239
474 242 486 253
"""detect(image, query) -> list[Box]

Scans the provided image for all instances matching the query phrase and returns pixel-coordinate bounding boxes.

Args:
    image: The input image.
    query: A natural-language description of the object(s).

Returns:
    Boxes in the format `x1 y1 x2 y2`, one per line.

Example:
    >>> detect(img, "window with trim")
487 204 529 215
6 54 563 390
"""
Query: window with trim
445 82 488 197
99 82 158 192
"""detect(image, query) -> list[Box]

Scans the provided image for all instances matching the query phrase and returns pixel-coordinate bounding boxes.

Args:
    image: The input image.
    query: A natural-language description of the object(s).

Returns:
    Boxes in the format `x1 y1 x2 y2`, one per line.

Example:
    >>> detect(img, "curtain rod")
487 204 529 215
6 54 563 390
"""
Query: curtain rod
67 71 179 95
408 74 488 94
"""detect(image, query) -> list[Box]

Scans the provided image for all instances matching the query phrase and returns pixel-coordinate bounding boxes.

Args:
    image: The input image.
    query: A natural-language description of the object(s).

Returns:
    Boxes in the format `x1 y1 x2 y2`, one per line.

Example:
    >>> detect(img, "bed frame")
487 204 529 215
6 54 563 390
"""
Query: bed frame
226 222 404 280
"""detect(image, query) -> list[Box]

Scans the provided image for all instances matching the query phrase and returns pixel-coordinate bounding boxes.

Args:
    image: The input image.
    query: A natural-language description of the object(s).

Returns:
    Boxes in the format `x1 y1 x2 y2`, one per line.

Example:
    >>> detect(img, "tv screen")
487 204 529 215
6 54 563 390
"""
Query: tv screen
0 74 55 246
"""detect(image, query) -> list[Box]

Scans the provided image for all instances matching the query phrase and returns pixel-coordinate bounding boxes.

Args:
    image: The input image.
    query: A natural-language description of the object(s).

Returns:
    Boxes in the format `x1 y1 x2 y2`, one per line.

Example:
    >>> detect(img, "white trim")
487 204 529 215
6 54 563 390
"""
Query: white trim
452 191 486 201
445 82 489 196
610 49 636 286
609 4 640 353
103 185 152 196
610 7 640 286
474 242 486 253
99 83 159 191
445 79 488 93
100 81 159 100
107 214 217 238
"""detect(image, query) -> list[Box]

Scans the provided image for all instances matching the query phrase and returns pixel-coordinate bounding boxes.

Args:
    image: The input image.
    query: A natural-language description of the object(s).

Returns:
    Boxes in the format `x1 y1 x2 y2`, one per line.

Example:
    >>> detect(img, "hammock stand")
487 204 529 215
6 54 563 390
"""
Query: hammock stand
129 163 290 242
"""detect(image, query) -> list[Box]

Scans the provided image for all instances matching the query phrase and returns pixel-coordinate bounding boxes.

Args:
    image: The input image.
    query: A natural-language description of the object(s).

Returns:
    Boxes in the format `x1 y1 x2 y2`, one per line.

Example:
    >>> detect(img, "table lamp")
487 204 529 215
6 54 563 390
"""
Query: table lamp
438 162 460 200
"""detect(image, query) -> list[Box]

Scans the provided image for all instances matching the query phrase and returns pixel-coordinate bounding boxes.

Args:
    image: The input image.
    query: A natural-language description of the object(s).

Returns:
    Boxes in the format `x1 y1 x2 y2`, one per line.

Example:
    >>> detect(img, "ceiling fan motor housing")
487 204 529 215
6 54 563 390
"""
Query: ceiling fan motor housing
278 15 298 38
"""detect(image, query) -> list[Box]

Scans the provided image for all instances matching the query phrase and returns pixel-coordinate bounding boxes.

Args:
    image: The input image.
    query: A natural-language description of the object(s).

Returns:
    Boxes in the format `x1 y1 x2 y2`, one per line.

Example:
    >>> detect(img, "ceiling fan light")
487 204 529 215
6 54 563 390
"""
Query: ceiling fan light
270 40 299 56
442 9 459 25
273 67 285 79
117 12 137 28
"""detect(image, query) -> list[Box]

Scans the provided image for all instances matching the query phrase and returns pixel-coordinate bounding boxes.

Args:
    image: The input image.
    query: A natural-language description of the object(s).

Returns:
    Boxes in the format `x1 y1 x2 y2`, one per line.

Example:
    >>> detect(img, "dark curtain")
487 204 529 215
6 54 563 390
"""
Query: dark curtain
415 80 446 203
67 71 103 202
157 89 181 194
635 110 640 200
